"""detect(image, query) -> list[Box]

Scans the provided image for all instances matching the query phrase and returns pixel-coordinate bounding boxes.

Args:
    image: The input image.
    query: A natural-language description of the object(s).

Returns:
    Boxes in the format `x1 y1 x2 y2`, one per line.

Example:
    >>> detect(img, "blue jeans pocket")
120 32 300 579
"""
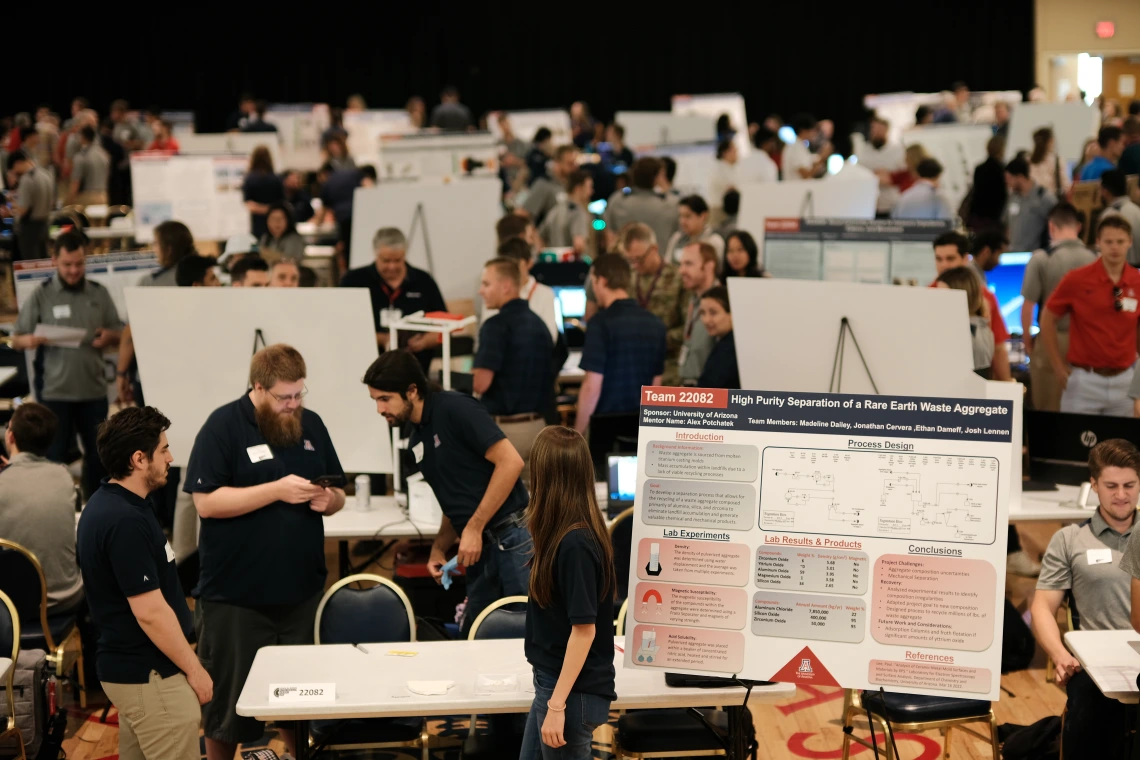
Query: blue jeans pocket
497 522 534 554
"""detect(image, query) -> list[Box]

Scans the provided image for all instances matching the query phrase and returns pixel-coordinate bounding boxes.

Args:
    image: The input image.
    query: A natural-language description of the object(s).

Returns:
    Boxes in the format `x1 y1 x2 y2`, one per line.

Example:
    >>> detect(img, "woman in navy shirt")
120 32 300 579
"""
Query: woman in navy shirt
698 286 740 389
522 426 616 759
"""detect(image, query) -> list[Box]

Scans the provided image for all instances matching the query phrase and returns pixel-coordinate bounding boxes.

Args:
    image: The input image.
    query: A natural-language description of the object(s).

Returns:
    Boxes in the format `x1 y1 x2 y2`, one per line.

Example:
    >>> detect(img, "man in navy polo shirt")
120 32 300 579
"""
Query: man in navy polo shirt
364 350 530 633
340 226 447 372
575 253 666 434
184 344 346 760
77 406 211 760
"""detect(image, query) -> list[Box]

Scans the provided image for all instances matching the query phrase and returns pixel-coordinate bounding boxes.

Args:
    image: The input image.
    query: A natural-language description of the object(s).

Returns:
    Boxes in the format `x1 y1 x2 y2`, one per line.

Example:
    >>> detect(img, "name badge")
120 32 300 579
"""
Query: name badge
247 444 274 463
412 441 424 463
268 683 335 704
1087 548 1113 565
52 304 72 320
1122 297 1138 313
165 542 175 563
380 308 402 328
1008 202 1020 216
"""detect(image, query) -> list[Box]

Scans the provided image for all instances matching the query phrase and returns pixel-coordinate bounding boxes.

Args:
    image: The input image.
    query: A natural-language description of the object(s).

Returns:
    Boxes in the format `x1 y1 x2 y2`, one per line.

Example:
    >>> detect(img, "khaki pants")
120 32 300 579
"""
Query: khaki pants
1030 332 1069 412
496 416 547 485
102 671 201 760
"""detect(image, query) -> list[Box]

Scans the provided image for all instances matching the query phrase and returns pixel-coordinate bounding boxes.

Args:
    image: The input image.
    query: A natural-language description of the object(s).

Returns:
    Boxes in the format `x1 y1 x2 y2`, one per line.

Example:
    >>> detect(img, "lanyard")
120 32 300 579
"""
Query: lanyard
636 269 664 309
380 281 403 305
524 279 538 301
684 296 701 340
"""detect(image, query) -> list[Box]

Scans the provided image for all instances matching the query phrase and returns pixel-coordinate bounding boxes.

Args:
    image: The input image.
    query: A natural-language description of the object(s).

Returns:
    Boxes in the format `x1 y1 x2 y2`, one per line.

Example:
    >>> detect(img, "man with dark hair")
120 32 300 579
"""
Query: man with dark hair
0 402 84 613
228 255 270 287
855 116 906 216
1021 202 1096 411
576 253 666 433
1080 126 1125 181
1099 168 1140 266
364 349 530 633
1035 438 1140 758
430 85 473 132
525 126 554 186
6 149 53 260
603 156 679 251
226 94 257 133
109 99 142 152
240 101 278 134
174 254 221 287
1003 155 1056 252
13 231 121 497
605 122 634 167
1120 117 1140 176
495 213 536 246
539 169 593 252
69 124 111 206
892 158 954 220
969 230 1007 276
1043 216 1138 416
77 406 210 760
664 195 725 264
185 344 345 760
915 105 934 125
523 144 578 224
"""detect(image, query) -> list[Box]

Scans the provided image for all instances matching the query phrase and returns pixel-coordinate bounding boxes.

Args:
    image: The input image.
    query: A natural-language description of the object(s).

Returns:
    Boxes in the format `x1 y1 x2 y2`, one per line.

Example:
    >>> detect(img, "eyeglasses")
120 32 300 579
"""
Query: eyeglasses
267 385 308 403
1114 286 1124 312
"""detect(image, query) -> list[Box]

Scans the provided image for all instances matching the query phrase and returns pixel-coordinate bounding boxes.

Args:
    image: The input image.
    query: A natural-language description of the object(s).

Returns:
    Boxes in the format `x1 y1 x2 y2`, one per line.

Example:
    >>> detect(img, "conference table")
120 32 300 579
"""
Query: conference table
1065 630 1140 704
321 497 441 577
1011 484 1096 522
236 637 796 760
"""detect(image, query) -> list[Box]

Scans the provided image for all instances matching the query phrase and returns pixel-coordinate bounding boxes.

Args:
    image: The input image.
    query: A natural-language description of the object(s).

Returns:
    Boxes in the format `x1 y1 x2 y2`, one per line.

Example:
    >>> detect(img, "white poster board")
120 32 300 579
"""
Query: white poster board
1006 101 1099 170
265 105 330 170
901 124 992 213
623 385 1011 700
672 92 751 156
348 178 500 301
130 154 249 243
343 110 415 159
177 133 282 172
488 109 572 144
643 144 717 199
125 287 391 473
376 133 499 182
737 175 878 249
14 251 161 321
614 112 716 150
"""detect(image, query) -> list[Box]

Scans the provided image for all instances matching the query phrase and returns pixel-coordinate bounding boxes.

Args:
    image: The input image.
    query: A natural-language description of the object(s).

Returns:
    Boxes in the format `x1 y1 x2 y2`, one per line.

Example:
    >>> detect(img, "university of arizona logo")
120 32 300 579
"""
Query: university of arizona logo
797 658 813 675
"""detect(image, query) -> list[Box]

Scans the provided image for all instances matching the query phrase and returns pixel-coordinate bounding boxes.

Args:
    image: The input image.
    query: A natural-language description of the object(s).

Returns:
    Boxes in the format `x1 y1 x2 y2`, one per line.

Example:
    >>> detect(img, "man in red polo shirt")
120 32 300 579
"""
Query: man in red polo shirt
931 232 1012 381
1041 216 1138 417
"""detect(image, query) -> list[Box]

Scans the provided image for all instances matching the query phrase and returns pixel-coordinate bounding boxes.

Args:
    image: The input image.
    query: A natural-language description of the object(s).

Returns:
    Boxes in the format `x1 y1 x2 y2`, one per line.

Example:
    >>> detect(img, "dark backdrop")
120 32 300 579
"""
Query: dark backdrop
11 1 1034 149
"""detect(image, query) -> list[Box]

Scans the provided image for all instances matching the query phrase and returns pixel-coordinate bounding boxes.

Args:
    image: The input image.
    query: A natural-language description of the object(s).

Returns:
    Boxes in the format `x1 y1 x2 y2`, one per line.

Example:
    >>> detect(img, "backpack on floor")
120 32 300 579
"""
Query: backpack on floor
999 716 1061 760
0 648 58 759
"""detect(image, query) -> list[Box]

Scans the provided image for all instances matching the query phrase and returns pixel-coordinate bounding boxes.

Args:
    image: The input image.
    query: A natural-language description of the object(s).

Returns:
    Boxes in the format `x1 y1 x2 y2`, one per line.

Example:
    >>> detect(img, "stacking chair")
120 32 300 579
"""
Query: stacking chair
0 540 86 707
608 507 634 611
463 596 529 758
0 589 26 759
310 574 427 759
840 689 1000 760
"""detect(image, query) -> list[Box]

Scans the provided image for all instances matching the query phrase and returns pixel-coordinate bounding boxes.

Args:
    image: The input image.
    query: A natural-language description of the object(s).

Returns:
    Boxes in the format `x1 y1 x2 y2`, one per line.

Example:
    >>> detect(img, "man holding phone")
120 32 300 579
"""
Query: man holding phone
184 344 345 760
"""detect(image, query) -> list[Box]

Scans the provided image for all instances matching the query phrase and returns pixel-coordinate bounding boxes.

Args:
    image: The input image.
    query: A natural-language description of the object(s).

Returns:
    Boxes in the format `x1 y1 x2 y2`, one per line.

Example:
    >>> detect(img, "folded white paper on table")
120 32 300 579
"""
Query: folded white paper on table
406 680 455 696
33 324 87 348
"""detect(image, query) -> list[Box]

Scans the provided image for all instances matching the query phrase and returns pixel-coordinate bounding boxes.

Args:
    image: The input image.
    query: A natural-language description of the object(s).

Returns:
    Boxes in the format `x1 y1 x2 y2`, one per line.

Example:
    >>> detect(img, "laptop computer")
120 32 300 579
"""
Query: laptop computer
606 454 637 518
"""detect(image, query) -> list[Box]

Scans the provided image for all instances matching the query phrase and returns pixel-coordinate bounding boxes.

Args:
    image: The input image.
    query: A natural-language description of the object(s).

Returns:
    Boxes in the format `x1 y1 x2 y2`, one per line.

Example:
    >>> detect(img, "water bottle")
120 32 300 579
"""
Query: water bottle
355 474 371 511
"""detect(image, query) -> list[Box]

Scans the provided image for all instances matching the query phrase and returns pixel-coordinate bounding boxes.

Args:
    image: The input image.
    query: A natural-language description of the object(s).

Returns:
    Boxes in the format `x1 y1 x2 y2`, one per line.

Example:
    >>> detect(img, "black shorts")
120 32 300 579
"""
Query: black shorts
196 592 322 744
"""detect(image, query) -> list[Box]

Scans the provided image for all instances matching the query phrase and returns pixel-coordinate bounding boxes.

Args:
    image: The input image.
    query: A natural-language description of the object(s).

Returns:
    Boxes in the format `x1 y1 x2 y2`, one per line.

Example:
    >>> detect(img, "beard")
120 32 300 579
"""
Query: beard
255 400 304 448
143 461 170 492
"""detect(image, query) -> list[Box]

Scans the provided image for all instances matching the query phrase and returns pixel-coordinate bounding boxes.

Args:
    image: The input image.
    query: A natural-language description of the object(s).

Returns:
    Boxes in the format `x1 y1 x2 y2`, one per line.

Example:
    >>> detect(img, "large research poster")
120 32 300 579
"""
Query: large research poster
623 387 1012 700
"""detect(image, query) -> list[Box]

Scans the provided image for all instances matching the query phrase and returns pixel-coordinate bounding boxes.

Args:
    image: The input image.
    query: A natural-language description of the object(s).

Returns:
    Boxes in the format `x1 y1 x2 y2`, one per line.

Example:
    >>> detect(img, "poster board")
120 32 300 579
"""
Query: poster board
343 110 415 159
125 287 392 473
487 109 572 144
672 92 751 156
265 104 330 170
623 386 1011 700
736 174 878 250
1006 101 1099 170
348 178 500 301
614 112 716 150
14 251 160 321
901 124 992 213
376 133 499 181
763 218 952 284
177 132 282 171
643 144 717 199
129 154 249 243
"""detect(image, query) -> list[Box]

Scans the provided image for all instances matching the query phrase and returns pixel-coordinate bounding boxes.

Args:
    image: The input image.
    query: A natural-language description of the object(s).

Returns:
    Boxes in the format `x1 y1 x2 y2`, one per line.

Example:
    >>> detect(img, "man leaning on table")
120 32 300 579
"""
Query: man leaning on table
185 344 346 760
364 349 531 633
1032 438 1140 760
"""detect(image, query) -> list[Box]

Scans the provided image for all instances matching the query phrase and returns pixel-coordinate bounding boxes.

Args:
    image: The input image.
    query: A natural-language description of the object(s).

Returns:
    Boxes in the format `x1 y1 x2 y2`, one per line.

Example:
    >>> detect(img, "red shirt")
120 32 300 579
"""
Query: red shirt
928 281 1009 345
1046 260 1140 369
147 137 180 153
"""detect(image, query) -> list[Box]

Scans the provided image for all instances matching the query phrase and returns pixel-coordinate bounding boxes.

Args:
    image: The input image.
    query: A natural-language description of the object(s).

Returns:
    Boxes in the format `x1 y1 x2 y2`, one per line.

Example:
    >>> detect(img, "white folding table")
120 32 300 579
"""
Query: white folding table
1064 629 1140 704
321 497 440 577
237 637 795 759
1012 484 1095 522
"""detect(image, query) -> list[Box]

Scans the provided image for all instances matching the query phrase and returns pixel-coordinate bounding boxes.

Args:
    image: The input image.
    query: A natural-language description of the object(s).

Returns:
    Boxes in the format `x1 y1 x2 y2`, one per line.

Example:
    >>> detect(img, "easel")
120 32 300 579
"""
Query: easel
829 317 879 394
405 203 435 276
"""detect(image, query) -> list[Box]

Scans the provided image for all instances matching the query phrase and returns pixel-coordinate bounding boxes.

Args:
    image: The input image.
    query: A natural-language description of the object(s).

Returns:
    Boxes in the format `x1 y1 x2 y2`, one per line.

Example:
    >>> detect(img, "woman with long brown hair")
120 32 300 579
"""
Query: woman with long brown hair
241 144 284 239
522 426 616 759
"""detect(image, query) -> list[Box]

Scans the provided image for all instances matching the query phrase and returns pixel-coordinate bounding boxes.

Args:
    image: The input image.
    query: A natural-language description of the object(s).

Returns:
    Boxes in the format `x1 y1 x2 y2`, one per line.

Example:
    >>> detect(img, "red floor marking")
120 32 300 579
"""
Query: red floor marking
777 685 846 715
787 731 941 760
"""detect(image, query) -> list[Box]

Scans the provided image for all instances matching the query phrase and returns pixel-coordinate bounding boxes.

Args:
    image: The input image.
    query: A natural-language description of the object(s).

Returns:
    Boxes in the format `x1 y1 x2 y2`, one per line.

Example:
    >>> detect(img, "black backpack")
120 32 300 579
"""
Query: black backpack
999 716 1061 760
0 648 67 759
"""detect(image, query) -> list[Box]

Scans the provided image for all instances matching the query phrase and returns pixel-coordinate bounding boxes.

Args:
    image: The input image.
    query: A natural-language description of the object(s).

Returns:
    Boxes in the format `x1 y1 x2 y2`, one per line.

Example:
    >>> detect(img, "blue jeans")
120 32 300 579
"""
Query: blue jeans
462 511 532 634
521 668 612 760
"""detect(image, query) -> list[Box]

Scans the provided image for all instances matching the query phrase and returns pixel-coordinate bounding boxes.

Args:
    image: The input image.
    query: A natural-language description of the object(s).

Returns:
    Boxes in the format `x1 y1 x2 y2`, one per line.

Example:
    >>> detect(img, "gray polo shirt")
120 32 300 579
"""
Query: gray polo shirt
523 176 565 223
1020 239 1096 332
1037 510 1134 631
539 198 590 247
0 452 83 611
604 188 679 252
1004 184 1056 253
15 277 121 401
680 290 716 383
72 142 110 193
16 166 54 222
1101 197 1140 268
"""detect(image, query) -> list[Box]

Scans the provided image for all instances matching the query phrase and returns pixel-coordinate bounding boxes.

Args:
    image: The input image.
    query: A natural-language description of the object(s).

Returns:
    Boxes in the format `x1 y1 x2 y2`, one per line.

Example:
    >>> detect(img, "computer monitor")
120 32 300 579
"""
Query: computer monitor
1026 410 1140 486
553 286 587 320
607 454 637 515
986 252 1032 334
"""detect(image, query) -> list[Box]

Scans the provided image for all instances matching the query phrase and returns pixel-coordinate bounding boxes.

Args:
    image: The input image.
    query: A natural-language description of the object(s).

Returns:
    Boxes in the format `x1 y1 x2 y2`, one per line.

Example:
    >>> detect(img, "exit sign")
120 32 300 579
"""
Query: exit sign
1096 20 1115 39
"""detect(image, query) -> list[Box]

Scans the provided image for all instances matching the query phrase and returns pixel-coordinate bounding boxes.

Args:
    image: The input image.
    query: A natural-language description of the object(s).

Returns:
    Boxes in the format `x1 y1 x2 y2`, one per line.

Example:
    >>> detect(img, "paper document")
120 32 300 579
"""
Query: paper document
33 325 87 348
1087 666 1140 695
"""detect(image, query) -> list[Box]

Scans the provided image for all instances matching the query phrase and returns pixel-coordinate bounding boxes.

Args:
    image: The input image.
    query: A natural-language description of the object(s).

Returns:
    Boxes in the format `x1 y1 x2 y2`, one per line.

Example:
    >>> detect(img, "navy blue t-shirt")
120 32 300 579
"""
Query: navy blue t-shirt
320 168 362 223
698 332 740 389
525 528 617 700
184 395 343 607
241 170 286 238
474 299 554 415
579 298 666 414
76 482 193 684
408 391 528 533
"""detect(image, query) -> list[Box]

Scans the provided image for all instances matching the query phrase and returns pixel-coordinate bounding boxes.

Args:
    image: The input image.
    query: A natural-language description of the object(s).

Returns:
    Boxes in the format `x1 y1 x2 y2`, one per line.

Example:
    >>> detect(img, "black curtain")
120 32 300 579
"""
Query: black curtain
11 0 1034 152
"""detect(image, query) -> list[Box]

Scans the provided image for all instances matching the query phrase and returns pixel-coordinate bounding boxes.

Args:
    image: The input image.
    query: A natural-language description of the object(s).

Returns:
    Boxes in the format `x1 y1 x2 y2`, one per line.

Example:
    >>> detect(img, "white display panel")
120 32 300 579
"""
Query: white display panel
130 154 249 243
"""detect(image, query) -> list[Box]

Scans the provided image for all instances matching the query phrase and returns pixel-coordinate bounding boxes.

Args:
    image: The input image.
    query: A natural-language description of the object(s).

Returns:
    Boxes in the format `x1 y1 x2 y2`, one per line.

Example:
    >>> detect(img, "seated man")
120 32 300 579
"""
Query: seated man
0 402 84 613
1033 438 1140 759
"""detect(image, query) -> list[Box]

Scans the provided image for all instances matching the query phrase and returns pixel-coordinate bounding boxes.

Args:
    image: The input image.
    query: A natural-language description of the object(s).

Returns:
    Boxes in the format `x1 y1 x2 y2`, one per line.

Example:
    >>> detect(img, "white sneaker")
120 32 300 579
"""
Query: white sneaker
1007 551 1041 577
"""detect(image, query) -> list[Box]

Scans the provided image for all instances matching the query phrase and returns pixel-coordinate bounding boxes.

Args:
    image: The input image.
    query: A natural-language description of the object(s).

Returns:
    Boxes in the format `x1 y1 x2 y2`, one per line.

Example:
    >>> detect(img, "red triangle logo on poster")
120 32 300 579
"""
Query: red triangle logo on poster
769 646 840 687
